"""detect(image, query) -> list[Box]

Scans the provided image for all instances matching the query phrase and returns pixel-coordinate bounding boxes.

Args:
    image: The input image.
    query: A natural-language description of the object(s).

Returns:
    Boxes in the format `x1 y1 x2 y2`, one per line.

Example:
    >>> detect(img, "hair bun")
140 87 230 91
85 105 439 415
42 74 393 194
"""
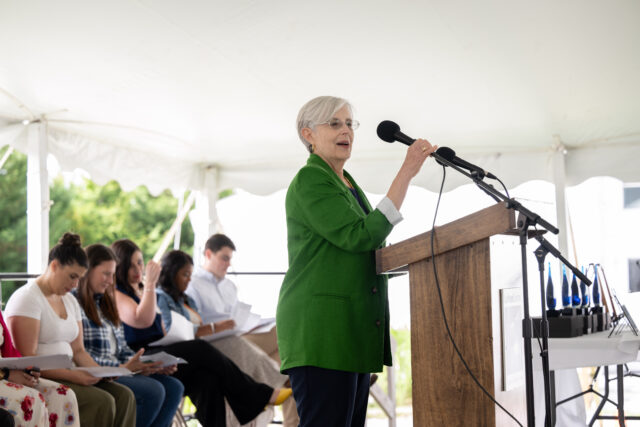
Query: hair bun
59 232 82 247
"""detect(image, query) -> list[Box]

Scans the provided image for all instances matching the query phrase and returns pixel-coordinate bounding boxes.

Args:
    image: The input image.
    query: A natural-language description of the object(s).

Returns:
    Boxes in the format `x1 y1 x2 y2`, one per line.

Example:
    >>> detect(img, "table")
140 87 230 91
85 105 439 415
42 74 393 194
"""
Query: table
532 330 640 426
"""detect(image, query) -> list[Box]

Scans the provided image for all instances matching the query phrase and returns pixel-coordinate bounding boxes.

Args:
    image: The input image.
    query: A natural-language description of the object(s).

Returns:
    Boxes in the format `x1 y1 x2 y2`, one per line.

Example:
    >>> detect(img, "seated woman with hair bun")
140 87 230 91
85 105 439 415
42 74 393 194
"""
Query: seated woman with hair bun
111 239 292 427
5 232 136 427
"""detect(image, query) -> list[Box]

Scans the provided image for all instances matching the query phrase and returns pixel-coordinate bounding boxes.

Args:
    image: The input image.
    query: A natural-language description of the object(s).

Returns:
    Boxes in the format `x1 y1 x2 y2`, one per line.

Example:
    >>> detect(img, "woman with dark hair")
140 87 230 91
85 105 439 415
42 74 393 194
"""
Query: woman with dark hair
75 243 184 427
111 239 292 427
155 250 217 338
5 233 136 427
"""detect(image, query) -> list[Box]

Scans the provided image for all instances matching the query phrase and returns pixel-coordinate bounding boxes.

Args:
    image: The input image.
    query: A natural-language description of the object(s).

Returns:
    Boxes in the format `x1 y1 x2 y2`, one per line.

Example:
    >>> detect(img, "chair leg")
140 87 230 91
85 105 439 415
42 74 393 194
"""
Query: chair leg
172 410 188 427
172 397 191 427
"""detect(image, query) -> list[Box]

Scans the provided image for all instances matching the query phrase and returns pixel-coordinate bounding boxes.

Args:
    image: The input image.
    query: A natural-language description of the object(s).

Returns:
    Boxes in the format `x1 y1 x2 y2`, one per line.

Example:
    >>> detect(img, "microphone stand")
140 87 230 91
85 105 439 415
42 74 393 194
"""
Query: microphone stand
429 152 563 427
530 235 591 426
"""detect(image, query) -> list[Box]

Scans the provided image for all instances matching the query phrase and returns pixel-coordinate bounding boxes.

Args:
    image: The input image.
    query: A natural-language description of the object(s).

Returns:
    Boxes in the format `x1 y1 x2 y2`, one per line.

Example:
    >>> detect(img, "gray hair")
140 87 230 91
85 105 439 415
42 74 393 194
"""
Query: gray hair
296 96 353 152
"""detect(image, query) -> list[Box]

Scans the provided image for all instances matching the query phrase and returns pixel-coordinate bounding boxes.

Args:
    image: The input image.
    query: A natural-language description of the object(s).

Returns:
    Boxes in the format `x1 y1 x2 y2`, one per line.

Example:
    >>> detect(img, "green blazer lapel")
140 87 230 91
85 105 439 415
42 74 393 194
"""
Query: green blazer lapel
344 169 373 214
307 154 368 216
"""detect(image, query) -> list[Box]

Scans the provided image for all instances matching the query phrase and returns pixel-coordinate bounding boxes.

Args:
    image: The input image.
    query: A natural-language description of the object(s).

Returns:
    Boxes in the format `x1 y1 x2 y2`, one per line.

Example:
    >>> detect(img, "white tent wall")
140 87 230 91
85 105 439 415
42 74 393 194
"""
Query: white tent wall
1 0 640 284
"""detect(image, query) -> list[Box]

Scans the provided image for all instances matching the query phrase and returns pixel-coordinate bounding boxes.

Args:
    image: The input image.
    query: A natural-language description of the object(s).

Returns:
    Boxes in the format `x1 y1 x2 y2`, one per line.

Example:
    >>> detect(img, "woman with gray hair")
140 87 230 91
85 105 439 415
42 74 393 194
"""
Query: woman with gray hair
276 95 437 426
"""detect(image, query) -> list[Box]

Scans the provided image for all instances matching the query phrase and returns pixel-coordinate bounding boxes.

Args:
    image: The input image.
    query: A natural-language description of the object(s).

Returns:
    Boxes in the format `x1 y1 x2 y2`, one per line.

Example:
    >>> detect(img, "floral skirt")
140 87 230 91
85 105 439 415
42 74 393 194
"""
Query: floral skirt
0 378 79 427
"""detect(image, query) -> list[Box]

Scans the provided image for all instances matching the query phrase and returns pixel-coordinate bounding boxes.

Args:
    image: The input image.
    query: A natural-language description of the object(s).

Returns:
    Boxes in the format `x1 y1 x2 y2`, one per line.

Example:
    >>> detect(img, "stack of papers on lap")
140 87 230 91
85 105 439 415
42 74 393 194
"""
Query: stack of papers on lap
140 352 187 367
74 366 133 377
0 354 72 370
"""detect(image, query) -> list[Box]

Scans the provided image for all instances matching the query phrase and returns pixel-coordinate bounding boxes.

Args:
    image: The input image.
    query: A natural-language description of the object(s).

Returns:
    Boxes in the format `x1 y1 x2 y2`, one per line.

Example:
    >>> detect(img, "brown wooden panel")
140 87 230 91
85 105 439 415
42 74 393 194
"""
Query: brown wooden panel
409 239 495 426
376 202 516 274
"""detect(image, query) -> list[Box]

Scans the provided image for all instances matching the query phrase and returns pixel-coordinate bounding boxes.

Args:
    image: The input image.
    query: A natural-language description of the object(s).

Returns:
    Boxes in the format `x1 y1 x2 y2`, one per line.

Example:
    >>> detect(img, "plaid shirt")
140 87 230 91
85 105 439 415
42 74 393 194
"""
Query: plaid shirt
78 293 135 367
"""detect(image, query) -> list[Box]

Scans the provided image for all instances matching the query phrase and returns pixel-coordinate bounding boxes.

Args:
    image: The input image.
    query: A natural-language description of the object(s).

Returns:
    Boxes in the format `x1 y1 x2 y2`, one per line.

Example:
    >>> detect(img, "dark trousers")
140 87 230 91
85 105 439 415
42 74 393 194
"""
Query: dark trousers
0 408 14 427
287 366 370 427
148 339 273 427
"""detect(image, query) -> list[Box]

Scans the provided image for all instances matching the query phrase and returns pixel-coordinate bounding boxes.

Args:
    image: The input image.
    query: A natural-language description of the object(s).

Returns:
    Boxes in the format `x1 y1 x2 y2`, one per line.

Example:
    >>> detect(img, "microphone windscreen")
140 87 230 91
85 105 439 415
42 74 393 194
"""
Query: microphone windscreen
435 146 455 166
377 120 400 142
435 146 456 161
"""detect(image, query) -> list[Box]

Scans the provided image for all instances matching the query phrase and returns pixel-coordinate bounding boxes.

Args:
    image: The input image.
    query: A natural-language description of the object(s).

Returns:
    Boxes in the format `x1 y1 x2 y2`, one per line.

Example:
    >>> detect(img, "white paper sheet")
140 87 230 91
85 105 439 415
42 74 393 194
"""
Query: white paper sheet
201 329 239 342
149 311 195 346
247 318 276 334
140 351 187 367
200 316 276 341
74 366 133 377
232 302 252 329
0 354 73 370
239 312 261 333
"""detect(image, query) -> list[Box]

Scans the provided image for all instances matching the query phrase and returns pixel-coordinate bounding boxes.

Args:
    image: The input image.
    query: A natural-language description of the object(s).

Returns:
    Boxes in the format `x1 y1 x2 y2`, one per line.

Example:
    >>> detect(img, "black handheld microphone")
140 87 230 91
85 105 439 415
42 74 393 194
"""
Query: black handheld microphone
376 120 415 146
435 147 497 179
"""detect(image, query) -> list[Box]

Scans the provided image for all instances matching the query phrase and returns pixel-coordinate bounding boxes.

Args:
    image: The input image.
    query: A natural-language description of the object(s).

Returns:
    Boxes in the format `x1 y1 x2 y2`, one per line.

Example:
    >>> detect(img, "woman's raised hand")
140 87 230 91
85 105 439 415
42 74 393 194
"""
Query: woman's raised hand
144 260 161 289
386 138 438 211
401 138 437 179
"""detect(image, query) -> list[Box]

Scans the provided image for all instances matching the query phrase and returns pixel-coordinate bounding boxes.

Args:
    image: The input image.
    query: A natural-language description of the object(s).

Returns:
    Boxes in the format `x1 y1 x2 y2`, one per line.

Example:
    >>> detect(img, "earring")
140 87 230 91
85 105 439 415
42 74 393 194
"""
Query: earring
310 144 315 153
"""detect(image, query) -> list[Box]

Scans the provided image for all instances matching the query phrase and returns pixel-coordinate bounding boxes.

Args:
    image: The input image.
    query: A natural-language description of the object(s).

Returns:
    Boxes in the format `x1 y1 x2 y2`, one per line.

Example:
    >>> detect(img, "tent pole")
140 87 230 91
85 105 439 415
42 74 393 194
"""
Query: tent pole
26 122 50 273
173 191 185 250
193 165 220 265
0 145 14 170
552 138 569 271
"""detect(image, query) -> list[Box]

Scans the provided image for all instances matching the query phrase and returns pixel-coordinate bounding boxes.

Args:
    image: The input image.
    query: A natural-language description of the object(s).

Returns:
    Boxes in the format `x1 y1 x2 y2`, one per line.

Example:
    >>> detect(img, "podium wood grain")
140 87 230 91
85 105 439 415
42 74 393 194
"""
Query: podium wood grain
377 202 521 426
410 240 493 425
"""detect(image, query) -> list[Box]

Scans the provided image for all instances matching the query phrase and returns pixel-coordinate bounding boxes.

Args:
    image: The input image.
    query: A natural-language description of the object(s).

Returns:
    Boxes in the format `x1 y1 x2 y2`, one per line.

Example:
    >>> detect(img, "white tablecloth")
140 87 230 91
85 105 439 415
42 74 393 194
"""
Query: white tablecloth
535 330 640 371
532 330 640 426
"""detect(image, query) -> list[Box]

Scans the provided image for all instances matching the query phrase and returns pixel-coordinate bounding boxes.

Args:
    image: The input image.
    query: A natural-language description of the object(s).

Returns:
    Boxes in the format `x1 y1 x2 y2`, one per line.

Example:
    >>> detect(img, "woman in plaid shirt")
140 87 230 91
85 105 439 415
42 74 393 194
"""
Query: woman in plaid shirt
75 244 184 427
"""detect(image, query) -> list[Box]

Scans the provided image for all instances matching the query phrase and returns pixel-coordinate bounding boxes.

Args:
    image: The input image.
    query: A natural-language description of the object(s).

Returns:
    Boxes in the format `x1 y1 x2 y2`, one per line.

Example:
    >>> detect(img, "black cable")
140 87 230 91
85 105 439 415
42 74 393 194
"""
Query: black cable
495 176 510 199
430 165 523 427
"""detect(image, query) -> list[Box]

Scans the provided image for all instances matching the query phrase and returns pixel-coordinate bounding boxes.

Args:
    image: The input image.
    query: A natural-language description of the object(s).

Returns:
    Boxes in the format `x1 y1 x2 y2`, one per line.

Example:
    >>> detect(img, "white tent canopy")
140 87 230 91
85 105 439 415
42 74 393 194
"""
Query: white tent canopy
1 0 639 197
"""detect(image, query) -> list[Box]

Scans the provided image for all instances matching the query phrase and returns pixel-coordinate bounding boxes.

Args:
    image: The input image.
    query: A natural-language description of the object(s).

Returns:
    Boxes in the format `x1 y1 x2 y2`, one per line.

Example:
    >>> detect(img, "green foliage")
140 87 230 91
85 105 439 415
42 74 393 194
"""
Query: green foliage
0 149 28 303
47 178 196 262
369 327 413 408
0 149 27 270
0 148 203 302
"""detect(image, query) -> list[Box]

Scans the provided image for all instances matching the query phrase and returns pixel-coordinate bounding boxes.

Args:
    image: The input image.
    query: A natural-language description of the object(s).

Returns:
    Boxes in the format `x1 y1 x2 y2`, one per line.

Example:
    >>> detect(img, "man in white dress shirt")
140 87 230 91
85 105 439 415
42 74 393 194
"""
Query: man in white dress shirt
186 234 298 426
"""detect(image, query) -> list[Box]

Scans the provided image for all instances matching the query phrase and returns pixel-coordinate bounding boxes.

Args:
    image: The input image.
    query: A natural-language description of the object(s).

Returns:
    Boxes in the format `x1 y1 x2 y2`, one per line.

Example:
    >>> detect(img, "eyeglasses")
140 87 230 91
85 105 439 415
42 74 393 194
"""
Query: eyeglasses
318 118 360 131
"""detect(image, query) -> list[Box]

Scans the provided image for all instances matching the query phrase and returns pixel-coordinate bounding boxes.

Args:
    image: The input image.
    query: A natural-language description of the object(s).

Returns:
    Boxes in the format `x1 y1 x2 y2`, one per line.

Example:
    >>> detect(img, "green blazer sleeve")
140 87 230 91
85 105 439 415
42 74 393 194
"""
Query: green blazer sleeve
276 154 394 374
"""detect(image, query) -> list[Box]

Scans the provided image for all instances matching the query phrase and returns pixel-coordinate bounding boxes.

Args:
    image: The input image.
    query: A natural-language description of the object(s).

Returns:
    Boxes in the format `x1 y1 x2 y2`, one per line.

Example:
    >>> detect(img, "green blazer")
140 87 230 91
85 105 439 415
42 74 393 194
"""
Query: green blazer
276 154 394 374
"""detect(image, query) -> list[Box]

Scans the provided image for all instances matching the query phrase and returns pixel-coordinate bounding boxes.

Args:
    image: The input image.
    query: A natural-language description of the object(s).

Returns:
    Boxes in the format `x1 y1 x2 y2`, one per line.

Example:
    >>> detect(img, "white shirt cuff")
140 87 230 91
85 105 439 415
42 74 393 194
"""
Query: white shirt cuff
376 197 403 226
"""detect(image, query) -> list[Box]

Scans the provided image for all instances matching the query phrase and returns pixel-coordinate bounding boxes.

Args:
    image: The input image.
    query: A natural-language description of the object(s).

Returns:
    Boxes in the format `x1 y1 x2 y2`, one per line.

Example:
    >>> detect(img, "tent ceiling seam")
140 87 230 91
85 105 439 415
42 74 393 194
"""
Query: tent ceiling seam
0 86 35 121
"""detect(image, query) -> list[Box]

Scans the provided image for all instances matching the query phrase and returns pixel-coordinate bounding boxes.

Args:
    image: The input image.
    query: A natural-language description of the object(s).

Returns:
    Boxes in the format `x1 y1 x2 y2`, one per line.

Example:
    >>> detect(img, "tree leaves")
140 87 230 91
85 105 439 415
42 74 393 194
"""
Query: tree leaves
0 150 195 302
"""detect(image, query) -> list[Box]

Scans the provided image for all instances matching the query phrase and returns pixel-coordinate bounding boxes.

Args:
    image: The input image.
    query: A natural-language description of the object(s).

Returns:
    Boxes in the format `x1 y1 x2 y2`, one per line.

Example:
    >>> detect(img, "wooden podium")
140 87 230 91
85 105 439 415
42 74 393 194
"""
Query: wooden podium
376 202 527 426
